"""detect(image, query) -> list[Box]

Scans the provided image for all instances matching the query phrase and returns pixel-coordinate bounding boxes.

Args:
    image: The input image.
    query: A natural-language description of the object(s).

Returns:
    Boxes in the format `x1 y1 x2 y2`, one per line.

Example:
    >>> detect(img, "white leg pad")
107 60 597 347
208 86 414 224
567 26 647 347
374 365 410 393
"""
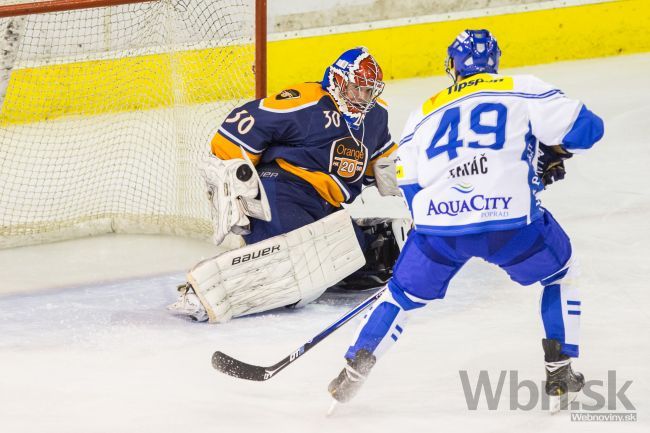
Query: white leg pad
187 210 366 323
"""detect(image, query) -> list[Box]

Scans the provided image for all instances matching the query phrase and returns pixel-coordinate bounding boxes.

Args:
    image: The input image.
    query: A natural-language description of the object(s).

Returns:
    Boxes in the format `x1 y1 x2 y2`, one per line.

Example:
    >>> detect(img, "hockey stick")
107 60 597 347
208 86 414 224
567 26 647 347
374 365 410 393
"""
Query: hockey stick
212 286 386 381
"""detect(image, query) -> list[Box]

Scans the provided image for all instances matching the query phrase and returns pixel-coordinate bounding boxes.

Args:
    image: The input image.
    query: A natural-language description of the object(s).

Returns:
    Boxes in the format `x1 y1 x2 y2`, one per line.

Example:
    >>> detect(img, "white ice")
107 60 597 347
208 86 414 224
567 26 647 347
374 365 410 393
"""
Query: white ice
1 54 649 433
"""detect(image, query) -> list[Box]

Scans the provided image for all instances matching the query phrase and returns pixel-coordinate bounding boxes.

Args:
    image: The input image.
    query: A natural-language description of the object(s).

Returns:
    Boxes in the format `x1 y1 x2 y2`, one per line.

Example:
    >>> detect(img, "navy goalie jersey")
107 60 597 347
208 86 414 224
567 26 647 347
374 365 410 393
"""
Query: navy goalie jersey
211 82 396 207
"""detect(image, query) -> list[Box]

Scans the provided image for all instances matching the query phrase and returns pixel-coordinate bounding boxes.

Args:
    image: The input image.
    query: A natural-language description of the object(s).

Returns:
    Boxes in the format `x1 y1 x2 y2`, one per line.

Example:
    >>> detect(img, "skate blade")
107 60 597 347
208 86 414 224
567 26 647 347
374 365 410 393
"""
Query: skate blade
549 392 578 414
326 400 338 417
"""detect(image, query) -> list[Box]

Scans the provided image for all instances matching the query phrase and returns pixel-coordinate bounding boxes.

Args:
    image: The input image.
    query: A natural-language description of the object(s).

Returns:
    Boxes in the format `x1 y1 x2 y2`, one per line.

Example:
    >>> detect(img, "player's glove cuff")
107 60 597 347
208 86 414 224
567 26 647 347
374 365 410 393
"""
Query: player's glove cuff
537 143 573 187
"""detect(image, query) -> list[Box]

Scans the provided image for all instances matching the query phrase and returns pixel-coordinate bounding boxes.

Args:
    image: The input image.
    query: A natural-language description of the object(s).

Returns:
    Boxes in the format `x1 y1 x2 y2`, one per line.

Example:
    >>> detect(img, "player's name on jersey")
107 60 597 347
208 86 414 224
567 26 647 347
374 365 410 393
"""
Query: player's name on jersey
448 154 489 179
446 77 506 95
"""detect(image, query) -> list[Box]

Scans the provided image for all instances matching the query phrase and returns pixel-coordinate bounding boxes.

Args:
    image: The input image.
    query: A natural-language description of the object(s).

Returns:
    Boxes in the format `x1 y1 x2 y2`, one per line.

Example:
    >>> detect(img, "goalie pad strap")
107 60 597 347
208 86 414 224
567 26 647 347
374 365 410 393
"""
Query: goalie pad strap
188 210 366 323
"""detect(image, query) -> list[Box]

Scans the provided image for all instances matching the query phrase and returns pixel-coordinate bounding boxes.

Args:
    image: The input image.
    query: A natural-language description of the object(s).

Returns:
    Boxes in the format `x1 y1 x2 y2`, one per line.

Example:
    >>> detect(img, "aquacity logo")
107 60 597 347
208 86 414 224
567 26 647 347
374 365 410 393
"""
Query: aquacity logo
451 183 474 194
427 195 512 217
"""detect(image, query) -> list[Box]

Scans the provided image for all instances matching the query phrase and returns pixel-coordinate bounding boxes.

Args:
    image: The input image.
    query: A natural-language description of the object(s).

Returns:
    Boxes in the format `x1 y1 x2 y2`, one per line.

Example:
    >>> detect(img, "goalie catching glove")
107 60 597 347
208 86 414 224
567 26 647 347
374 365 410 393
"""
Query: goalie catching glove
202 154 271 245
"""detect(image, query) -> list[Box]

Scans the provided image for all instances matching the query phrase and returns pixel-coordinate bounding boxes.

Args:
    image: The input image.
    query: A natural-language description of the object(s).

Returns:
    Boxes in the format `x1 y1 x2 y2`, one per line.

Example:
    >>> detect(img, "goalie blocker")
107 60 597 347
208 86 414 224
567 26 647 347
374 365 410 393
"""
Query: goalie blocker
177 209 366 323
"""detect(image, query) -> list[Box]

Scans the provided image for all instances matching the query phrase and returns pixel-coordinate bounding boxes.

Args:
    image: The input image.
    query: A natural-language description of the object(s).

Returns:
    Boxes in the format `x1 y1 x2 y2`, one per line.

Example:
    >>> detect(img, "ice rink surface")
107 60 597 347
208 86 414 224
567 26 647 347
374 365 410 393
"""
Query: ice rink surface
1 54 649 433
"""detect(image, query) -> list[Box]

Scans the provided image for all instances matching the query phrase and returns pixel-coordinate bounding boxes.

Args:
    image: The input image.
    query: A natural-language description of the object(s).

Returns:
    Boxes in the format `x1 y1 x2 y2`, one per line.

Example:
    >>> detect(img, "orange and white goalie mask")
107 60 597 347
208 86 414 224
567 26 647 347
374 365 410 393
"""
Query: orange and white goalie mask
323 47 385 129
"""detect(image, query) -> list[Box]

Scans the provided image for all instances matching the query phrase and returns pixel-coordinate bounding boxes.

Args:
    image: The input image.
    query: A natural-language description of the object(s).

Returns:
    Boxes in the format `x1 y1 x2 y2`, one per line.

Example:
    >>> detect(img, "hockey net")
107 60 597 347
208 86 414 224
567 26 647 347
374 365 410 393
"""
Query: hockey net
0 0 257 248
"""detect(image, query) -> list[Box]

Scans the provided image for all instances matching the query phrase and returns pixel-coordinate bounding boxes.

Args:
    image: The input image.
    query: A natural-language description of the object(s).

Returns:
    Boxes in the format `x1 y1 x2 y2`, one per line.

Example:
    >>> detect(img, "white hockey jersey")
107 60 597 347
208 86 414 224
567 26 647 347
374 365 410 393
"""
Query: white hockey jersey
395 73 603 236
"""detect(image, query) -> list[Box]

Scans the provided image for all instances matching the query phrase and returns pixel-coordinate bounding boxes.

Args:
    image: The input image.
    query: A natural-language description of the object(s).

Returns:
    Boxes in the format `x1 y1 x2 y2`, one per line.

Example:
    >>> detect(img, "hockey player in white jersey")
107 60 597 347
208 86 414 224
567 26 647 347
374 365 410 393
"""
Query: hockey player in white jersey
328 30 604 405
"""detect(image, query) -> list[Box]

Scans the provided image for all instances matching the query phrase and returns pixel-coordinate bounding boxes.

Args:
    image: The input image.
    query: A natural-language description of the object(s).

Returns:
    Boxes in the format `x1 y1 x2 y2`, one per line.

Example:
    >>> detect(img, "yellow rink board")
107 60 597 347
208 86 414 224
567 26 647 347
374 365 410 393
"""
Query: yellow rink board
0 45 256 124
1 0 647 125
268 0 650 89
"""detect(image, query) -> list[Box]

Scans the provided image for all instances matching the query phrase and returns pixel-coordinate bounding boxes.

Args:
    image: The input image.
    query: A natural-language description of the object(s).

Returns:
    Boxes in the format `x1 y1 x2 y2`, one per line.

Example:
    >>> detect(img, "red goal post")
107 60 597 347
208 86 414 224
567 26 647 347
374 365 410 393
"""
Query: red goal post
0 0 267 247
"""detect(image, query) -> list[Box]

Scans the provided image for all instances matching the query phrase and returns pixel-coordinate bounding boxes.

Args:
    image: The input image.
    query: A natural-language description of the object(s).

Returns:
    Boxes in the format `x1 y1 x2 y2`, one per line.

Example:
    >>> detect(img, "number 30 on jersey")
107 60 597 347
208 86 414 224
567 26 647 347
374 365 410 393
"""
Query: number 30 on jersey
225 109 255 134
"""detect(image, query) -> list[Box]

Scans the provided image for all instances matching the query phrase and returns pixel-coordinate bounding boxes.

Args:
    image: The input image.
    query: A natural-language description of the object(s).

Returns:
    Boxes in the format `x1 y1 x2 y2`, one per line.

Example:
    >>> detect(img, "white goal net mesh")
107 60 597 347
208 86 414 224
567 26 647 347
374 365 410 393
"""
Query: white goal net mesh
0 0 255 248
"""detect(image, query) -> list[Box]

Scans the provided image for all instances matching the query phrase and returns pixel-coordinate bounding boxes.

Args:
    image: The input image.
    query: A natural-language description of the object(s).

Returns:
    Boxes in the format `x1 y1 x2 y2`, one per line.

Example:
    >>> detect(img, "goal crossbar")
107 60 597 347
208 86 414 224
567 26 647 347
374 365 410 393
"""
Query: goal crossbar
0 0 156 18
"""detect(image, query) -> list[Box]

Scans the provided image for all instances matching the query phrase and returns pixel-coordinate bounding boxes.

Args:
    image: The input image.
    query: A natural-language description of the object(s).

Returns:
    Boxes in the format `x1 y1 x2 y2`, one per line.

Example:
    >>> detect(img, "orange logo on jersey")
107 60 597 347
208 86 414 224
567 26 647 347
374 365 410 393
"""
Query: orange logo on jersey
329 136 368 181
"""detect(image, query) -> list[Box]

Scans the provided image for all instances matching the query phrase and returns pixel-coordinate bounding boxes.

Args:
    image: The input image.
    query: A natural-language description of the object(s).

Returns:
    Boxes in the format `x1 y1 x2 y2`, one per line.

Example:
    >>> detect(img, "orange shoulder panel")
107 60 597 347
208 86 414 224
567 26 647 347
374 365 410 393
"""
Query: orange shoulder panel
211 132 261 165
260 83 328 112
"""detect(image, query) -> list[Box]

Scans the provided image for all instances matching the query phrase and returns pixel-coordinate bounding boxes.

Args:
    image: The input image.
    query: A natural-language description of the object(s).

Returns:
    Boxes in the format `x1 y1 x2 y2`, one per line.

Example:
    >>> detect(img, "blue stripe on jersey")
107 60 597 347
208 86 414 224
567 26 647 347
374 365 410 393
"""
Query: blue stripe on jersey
398 183 422 211
415 216 528 236
522 122 543 224
399 89 563 145
561 105 604 151
399 132 414 145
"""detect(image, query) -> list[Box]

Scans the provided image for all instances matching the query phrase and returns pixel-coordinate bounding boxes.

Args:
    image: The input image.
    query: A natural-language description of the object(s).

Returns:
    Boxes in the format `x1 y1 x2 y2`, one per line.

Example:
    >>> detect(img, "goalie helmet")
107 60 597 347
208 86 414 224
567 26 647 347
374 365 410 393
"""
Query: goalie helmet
322 47 385 129
446 29 501 80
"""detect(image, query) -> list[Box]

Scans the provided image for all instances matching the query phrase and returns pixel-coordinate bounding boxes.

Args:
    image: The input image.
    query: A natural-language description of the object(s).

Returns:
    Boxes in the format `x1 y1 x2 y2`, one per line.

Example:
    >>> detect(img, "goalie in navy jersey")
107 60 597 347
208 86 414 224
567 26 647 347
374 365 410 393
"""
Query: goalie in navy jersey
210 46 398 247
169 47 407 323
328 30 604 408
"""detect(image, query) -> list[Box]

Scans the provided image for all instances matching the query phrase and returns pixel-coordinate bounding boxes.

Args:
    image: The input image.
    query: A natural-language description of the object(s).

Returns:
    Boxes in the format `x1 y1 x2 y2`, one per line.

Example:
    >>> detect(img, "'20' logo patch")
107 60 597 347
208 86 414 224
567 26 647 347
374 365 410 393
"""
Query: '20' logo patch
329 136 368 181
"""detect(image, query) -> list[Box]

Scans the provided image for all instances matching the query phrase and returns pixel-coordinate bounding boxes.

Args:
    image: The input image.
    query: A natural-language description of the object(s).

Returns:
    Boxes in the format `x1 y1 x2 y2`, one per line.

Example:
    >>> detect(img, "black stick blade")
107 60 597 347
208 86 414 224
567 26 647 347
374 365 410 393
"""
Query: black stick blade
212 351 273 381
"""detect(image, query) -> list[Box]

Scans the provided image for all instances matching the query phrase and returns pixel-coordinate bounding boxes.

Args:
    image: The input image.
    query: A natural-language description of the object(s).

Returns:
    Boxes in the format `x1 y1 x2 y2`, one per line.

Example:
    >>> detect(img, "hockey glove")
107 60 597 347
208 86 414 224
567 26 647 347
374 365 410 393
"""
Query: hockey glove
537 143 572 187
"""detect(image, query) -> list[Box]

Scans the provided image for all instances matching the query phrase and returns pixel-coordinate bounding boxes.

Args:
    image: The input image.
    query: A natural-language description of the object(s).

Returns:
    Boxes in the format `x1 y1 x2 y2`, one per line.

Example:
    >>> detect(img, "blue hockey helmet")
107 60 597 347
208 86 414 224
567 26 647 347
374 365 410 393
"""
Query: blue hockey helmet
446 29 501 79
322 46 384 129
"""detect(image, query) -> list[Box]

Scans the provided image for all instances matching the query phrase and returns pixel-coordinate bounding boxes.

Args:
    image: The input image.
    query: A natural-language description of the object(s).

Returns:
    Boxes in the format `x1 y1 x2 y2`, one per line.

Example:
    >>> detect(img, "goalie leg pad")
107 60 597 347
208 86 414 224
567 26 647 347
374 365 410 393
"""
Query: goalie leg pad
188 210 366 323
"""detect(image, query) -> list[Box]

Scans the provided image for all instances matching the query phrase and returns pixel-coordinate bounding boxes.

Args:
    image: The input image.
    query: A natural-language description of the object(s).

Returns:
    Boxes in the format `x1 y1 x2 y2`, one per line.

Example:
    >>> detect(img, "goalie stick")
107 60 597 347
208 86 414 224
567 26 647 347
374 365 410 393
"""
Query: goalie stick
212 287 386 381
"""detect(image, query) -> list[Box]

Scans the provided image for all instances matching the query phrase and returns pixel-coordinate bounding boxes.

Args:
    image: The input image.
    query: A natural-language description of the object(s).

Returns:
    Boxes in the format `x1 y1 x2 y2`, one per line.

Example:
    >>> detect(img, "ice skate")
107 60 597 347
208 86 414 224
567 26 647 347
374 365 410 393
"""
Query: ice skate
542 338 584 413
328 349 376 403
167 283 208 322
